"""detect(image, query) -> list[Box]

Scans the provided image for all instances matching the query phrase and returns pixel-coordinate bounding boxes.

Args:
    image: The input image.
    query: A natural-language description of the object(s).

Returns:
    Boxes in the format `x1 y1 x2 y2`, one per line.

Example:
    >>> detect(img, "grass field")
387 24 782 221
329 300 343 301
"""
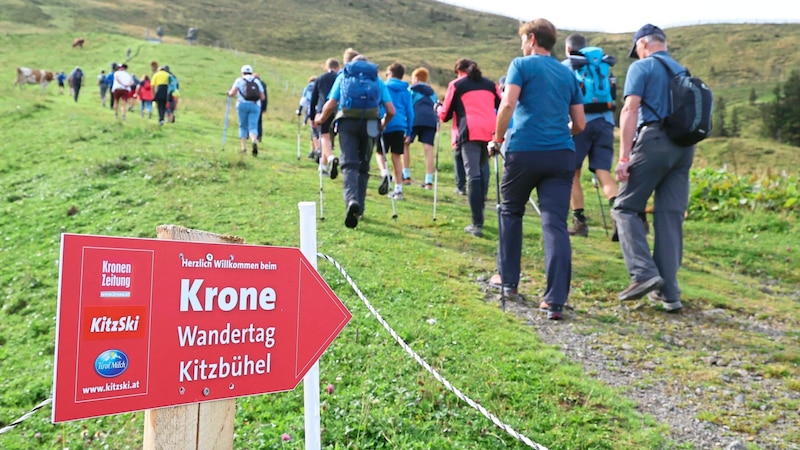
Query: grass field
0 15 798 450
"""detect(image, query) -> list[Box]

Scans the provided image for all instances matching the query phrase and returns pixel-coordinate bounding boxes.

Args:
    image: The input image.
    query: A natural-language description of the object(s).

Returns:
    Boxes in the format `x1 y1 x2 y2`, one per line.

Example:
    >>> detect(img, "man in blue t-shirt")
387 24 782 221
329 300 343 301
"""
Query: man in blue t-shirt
489 19 585 320
315 53 395 229
612 24 695 312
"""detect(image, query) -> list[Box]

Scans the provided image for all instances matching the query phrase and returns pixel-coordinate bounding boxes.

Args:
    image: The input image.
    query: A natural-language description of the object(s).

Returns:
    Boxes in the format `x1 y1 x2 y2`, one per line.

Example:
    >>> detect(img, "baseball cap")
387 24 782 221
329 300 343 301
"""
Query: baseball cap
629 24 666 59
241 64 253 74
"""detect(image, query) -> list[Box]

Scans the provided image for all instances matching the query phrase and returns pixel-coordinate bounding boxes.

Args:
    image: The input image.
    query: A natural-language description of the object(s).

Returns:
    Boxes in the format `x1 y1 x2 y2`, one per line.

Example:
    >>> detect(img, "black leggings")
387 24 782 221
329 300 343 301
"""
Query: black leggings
155 85 168 122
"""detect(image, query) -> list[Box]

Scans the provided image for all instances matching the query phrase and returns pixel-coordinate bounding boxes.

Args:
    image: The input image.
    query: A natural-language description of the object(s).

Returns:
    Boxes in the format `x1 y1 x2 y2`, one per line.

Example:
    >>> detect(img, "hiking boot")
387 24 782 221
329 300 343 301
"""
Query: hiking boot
648 291 683 312
307 149 317 159
568 217 588 237
455 188 466 196
618 276 664 301
539 301 564 320
344 202 359 229
464 224 483 237
252 142 258 156
501 286 524 302
378 175 390 196
329 157 339 180
403 177 412 185
389 191 404 201
421 183 433 190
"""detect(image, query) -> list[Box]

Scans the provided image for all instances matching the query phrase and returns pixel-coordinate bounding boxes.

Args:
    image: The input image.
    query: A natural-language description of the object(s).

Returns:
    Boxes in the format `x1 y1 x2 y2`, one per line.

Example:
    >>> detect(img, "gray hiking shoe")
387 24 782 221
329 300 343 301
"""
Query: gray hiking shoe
619 276 664 301
389 191 404 201
464 224 483 237
648 291 683 312
568 217 588 237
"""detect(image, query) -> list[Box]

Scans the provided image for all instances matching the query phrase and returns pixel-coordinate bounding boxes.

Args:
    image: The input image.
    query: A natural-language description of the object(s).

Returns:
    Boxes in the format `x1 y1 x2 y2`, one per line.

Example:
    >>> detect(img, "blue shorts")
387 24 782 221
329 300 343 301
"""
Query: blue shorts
573 118 614 172
409 126 436 146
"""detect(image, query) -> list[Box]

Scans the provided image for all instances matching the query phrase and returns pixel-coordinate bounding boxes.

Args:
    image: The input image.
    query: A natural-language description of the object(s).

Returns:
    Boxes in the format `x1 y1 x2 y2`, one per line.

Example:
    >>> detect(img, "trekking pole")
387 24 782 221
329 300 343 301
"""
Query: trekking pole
592 173 609 236
296 114 302 160
433 124 440 221
498 152 541 216
380 135 397 221
221 96 231 151
318 168 325 221
493 150 506 311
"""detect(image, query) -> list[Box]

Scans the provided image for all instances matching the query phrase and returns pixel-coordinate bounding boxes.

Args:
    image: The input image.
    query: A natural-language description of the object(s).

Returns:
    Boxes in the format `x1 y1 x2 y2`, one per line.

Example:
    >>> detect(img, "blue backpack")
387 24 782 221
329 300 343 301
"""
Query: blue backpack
339 60 381 119
570 47 617 113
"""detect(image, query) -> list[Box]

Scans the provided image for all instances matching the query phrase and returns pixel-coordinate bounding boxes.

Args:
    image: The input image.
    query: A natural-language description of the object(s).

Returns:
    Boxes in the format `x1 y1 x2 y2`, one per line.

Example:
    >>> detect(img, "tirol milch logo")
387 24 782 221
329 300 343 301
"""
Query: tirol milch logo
94 350 129 378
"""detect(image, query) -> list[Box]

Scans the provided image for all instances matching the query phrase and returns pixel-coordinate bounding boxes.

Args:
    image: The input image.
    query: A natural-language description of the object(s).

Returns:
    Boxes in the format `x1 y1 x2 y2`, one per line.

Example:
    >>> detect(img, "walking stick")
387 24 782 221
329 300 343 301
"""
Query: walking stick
319 168 325 221
296 114 302 160
493 150 506 311
592 173 609 236
433 124 440 221
221 96 230 151
380 135 397 221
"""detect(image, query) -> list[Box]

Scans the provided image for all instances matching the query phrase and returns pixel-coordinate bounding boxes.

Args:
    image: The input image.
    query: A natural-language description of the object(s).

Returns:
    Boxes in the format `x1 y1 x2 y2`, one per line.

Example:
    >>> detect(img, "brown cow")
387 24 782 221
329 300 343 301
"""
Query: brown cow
72 37 85 48
15 67 55 91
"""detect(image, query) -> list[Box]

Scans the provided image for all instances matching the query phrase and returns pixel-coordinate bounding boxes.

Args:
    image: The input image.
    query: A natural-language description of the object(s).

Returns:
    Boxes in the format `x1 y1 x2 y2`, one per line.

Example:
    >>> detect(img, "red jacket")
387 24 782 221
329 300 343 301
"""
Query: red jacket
438 74 501 146
137 79 154 101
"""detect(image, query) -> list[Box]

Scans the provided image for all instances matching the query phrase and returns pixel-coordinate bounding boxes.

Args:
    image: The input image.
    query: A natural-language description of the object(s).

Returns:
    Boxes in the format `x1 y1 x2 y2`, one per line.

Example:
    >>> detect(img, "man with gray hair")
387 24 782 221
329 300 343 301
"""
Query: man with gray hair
612 24 695 312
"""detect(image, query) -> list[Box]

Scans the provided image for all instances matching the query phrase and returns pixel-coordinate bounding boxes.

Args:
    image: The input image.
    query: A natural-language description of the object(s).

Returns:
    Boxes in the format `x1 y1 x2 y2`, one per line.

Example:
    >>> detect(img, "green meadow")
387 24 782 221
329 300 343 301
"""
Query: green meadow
1 2 799 449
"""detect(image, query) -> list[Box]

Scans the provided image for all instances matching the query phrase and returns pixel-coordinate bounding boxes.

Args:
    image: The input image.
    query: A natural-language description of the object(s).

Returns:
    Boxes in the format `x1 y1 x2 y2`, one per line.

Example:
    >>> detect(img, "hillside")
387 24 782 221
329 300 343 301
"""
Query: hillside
3 0 800 104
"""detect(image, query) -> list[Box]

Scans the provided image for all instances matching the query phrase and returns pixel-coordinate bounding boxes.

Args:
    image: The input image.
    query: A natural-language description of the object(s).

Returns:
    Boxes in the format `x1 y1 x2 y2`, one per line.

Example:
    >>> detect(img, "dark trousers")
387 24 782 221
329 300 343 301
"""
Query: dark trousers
155 85 168 123
73 81 82 102
497 150 574 308
454 145 489 196
460 141 489 227
337 118 376 215
612 126 695 301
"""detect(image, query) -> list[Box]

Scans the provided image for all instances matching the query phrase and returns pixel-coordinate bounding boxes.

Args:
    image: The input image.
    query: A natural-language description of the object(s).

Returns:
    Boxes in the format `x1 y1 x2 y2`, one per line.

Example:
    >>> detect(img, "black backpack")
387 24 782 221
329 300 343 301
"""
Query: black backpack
643 56 713 146
240 77 261 102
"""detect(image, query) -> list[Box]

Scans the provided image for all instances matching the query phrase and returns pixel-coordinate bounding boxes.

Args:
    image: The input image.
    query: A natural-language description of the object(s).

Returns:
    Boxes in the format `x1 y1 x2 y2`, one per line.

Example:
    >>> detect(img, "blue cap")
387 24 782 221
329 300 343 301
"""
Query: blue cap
629 24 666 59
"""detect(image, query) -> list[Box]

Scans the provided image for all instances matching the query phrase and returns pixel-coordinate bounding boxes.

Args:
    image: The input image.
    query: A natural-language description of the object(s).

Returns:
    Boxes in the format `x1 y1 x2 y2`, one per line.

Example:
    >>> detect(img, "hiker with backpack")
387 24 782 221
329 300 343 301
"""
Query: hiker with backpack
297 77 319 157
165 68 179 123
310 58 342 178
488 19 586 320
111 63 134 120
151 65 170 124
315 52 395 229
254 73 269 142
563 34 621 239
613 24 708 312
437 58 501 238
227 64 265 156
68 66 84 102
407 67 439 190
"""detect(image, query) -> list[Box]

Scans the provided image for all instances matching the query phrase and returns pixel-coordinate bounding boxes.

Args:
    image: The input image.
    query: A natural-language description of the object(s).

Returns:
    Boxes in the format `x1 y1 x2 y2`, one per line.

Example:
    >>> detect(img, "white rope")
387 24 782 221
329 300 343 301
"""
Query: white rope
0 397 52 435
319 253 549 450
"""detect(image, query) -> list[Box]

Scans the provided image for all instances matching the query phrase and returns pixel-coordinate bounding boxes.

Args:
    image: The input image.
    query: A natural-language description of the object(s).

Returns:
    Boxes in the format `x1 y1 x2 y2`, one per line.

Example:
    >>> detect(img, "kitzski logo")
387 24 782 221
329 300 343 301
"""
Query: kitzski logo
90 315 140 333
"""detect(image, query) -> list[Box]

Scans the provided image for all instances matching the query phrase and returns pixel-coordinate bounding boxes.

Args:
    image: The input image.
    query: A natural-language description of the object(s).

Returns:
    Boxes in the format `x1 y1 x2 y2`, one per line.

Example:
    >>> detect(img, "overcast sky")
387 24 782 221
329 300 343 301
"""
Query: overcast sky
437 0 800 33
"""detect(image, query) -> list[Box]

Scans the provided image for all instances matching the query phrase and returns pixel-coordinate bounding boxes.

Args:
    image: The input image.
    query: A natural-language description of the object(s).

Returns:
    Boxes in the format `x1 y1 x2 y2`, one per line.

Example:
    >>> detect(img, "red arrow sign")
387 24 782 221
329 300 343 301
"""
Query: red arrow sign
52 234 351 423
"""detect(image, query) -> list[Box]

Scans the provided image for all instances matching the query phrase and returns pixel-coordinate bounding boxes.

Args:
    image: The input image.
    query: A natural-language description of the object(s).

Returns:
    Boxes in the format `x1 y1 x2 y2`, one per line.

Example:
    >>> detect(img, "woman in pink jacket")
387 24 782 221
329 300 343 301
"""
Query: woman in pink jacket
136 75 155 118
437 59 501 237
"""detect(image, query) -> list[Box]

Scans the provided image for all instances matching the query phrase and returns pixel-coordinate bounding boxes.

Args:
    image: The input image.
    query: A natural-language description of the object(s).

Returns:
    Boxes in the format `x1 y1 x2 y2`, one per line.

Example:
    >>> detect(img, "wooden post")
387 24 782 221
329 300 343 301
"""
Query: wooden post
142 224 244 450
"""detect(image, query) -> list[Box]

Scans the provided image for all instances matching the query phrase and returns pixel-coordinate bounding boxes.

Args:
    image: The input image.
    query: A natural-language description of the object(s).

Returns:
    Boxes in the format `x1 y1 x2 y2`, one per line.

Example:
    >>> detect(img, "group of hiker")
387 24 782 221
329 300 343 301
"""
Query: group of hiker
96 61 180 124
234 19 707 320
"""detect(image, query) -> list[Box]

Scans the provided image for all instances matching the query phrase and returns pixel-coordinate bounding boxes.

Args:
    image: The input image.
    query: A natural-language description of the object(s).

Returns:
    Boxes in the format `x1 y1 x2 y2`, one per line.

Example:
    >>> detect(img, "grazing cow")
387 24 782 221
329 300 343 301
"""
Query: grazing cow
72 37 85 48
15 67 55 91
